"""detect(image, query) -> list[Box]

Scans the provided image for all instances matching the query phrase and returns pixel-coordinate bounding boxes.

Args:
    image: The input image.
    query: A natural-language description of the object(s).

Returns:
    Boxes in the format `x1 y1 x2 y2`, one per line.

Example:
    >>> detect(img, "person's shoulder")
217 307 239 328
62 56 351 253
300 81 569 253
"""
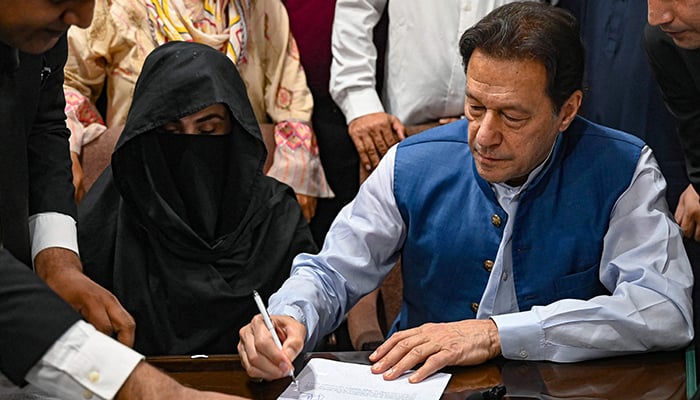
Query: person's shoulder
399 119 469 149
567 116 645 150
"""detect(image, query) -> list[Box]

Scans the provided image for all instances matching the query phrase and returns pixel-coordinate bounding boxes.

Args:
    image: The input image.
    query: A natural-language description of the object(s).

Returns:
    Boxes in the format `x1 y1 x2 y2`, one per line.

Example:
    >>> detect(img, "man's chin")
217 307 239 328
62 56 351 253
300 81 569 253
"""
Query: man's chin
17 35 62 55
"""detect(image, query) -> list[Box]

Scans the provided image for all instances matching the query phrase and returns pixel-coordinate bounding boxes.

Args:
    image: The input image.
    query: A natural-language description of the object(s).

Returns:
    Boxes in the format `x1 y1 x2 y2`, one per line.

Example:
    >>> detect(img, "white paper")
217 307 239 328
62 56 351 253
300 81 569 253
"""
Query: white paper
278 358 451 400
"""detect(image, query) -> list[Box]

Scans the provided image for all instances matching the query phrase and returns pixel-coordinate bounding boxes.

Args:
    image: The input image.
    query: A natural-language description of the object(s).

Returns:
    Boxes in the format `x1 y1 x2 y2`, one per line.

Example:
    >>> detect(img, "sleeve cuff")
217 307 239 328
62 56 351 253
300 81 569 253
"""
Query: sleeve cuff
28 212 79 263
491 310 546 361
25 321 143 400
335 88 385 124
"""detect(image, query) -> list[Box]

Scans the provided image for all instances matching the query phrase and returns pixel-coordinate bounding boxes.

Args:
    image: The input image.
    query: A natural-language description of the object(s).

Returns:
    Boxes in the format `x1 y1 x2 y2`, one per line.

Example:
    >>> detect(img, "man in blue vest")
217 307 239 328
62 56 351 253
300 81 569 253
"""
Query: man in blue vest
238 2 694 383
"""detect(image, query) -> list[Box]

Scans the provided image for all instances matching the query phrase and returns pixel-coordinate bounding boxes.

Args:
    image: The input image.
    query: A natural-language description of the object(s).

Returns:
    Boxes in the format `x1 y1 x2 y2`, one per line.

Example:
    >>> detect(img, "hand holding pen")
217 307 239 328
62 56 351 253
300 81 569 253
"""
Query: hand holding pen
252 290 298 385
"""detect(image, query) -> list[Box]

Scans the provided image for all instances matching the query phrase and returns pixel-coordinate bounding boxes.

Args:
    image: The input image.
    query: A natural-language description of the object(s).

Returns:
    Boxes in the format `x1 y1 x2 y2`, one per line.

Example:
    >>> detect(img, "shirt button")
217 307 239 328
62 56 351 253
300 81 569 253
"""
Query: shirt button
483 260 494 272
88 371 100 383
83 390 93 399
502 271 508 281
491 214 502 227
471 302 479 313
519 350 528 359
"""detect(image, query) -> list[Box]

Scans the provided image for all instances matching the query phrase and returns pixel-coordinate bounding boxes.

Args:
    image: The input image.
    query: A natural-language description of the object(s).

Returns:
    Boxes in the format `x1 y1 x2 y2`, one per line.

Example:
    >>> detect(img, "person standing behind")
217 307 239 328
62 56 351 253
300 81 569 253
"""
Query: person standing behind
329 0 523 173
645 0 700 241
0 1 246 398
64 0 333 220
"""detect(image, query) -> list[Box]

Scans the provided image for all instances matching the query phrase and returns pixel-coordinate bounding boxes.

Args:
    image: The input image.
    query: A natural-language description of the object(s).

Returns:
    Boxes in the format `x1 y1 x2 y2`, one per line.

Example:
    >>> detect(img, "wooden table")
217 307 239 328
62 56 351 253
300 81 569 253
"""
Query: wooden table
148 350 689 399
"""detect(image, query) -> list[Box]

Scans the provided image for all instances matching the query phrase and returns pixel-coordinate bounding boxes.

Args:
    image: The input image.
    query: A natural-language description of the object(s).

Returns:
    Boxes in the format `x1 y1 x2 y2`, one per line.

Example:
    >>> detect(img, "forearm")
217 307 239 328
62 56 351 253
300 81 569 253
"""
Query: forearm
329 0 387 122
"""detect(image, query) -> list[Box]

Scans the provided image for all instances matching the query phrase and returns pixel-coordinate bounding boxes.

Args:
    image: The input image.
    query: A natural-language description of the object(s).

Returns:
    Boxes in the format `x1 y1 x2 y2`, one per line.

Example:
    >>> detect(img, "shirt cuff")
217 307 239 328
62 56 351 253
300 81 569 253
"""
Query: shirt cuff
25 320 143 400
491 310 546 361
336 87 385 124
28 212 79 263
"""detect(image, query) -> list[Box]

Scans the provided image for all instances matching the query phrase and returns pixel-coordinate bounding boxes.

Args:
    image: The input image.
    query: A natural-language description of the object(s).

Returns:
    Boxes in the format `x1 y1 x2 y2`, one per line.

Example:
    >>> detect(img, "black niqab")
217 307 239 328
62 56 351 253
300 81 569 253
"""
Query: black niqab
78 41 317 355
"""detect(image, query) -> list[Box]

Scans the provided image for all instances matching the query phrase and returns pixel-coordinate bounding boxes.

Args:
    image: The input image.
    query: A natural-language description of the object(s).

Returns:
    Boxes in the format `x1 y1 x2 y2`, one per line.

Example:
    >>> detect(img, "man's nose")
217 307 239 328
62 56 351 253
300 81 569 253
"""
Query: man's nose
62 0 95 29
475 111 501 148
648 0 674 27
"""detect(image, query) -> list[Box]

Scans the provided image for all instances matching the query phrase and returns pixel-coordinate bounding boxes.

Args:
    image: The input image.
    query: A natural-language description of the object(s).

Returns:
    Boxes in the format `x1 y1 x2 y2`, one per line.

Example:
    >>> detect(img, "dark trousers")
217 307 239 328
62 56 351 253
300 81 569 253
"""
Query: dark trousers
309 94 360 248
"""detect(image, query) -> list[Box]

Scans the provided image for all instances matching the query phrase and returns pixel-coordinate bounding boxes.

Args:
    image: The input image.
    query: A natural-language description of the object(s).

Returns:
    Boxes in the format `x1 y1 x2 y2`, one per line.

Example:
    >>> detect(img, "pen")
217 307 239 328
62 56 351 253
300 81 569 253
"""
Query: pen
252 290 297 385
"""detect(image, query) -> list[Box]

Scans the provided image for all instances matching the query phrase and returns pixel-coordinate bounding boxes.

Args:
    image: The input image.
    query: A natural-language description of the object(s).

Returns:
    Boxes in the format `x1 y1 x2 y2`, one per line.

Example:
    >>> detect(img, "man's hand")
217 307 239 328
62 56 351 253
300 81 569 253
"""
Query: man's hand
238 314 306 381
116 361 247 400
296 193 317 222
369 319 501 383
348 112 406 172
34 247 135 346
70 151 85 203
675 184 700 241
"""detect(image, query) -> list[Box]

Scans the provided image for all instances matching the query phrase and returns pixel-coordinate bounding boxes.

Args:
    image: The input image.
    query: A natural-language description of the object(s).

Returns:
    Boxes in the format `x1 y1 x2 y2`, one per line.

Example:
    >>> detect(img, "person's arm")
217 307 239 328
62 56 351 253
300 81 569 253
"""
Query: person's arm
493 146 694 361
329 0 387 124
330 0 404 172
26 320 247 400
238 146 405 379
28 34 135 346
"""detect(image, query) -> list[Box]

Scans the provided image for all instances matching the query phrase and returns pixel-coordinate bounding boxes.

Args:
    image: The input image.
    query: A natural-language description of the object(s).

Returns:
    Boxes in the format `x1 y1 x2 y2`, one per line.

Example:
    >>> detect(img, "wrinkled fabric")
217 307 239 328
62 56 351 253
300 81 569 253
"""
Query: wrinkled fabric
78 41 317 355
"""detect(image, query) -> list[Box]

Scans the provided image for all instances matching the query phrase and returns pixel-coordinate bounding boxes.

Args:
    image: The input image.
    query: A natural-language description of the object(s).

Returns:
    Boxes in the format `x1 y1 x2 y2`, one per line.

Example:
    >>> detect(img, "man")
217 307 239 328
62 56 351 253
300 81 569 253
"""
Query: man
329 0 523 173
0 0 244 398
238 2 694 384
645 1 700 242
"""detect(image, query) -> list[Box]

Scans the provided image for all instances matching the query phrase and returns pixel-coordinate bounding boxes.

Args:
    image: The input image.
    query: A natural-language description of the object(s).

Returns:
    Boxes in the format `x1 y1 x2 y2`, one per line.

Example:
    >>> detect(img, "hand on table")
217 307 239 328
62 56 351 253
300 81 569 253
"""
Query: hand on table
674 184 700 241
369 319 501 383
348 112 405 172
238 314 306 381
34 247 135 346
296 193 317 222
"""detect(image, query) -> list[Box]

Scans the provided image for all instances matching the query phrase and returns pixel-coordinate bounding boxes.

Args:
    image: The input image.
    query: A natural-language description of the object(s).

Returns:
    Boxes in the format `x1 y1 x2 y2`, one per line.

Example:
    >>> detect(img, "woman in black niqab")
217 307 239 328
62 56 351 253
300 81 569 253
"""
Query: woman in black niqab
78 41 317 355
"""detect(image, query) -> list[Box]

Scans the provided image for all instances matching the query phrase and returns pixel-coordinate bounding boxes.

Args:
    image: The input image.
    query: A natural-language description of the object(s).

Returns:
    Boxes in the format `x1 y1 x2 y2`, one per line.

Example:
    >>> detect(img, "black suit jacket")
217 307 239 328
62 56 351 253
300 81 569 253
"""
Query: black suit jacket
645 24 700 194
0 35 81 384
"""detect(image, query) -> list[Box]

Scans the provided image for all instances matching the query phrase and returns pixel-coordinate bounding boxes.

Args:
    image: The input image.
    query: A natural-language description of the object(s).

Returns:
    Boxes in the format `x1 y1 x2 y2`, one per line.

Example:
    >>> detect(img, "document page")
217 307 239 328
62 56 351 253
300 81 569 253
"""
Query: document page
278 358 451 400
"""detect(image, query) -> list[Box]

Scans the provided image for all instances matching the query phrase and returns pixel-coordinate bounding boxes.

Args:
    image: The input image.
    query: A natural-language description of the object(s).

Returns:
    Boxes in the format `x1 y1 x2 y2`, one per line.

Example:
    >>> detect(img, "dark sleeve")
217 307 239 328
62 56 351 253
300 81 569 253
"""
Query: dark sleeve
26 35 77 219
0 249 81 385
644 24 700 193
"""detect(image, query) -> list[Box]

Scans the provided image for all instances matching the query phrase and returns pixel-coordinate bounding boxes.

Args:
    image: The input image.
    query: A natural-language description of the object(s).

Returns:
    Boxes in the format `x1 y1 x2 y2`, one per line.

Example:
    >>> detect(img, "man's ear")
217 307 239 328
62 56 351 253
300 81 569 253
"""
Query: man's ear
557 89 583 132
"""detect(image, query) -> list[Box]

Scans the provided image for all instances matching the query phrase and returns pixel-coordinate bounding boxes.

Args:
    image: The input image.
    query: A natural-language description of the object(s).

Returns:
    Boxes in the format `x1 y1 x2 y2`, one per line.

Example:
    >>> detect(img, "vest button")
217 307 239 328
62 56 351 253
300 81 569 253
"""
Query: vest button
483 259 494 272
471 302 479 313
491 214 502 227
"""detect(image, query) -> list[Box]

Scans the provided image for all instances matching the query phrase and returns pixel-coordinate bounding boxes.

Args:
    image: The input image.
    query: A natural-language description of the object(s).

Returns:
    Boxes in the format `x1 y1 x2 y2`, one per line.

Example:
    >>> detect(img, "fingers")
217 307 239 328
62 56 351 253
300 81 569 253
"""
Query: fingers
348 113 404 171
295 194 317 222
238 315 303 381
105 299 136 347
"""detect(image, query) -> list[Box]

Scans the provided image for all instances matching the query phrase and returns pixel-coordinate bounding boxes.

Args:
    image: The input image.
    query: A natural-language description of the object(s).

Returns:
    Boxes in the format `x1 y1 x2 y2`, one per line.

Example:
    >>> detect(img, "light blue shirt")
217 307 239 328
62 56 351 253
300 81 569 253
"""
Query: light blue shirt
269 144 694 361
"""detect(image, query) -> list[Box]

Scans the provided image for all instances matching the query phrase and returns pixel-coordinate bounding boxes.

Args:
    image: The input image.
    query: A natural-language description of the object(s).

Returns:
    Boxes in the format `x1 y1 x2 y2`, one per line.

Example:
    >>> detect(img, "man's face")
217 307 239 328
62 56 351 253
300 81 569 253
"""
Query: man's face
161 104 232 135
465 49 581 187
0 0 94 54
648 0 700 49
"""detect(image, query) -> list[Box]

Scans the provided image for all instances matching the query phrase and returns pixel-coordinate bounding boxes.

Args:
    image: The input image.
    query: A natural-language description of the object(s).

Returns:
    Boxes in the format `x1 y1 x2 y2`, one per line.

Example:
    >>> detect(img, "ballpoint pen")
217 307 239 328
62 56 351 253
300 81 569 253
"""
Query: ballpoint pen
252 290 297 385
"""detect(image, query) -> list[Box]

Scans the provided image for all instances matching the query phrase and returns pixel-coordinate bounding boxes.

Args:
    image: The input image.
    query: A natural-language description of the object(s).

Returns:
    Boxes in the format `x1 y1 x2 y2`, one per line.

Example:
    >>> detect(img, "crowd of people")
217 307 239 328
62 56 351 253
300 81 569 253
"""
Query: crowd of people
2 0 700 398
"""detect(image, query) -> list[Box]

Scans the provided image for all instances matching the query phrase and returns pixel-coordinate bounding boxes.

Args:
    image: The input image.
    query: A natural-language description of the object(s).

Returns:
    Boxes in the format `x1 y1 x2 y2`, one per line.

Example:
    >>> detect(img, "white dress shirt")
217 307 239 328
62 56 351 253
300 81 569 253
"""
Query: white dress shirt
330 0 520 125
269 144 694 360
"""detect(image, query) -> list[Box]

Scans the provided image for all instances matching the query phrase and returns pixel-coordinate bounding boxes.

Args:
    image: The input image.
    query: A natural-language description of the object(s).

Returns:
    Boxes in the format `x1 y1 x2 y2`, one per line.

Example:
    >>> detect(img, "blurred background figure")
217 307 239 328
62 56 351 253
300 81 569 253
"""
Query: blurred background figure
64 0 333 223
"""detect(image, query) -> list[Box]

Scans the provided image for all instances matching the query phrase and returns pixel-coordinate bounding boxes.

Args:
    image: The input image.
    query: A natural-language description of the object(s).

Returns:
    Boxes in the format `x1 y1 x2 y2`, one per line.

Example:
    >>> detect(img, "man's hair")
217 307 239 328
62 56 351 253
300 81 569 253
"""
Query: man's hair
459 1 584 114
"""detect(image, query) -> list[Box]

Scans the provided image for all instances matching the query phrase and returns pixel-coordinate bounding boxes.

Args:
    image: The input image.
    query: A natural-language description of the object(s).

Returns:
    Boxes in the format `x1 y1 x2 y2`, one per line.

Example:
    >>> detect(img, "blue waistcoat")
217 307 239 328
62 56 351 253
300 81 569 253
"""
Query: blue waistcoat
393 116 644 330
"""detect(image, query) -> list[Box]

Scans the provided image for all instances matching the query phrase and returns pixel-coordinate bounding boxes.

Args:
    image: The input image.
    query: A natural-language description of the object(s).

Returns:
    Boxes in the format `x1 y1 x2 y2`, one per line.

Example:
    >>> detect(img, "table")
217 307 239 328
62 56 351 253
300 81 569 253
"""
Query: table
147 350 688 399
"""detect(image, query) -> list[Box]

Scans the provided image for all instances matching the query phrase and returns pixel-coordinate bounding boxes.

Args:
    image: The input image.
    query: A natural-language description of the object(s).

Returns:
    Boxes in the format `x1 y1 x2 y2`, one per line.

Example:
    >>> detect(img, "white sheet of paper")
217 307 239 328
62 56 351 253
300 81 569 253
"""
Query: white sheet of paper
277 358 451 400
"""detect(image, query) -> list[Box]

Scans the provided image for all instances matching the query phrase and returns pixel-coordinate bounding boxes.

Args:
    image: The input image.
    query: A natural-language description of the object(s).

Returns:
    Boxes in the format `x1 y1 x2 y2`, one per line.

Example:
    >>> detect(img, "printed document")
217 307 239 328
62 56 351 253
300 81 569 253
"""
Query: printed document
278 358 451 400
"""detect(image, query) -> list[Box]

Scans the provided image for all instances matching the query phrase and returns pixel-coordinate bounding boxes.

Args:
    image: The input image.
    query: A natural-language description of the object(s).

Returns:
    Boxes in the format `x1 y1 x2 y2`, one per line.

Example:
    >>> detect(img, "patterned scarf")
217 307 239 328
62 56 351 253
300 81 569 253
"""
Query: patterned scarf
147 0 250 64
